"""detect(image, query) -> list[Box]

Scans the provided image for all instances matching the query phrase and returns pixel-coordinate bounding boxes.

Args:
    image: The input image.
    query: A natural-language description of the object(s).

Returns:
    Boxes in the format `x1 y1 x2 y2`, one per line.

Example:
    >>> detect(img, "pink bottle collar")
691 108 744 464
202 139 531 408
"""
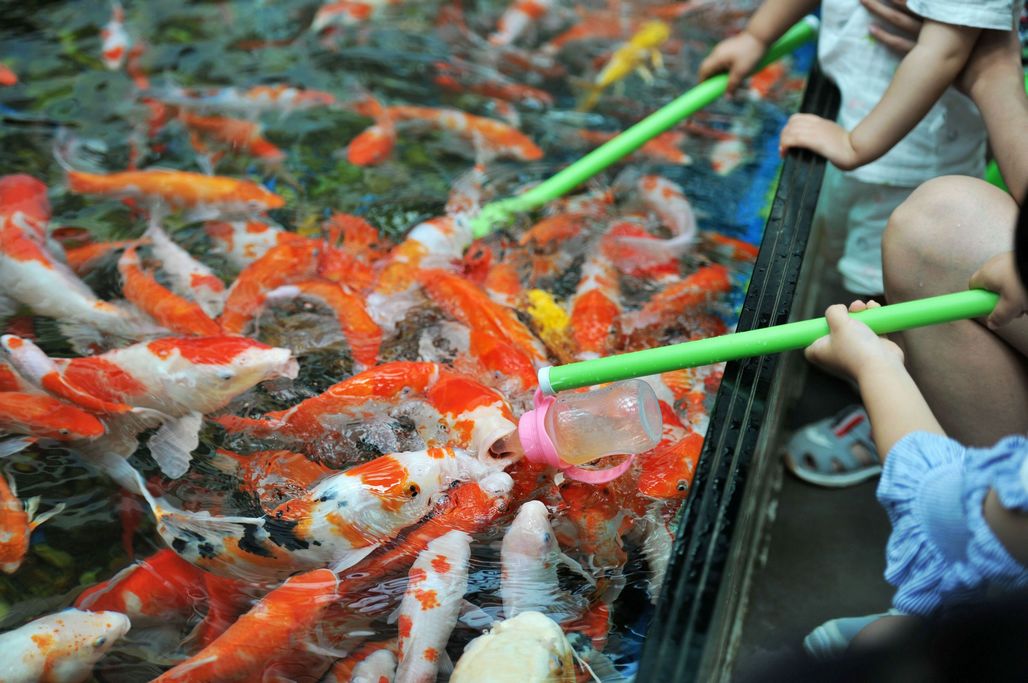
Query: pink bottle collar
518 389 635 484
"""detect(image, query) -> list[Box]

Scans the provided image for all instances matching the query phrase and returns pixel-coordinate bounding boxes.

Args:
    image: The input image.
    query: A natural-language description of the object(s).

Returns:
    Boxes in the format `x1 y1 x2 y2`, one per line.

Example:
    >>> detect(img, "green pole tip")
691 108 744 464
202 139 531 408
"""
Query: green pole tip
470 201 518 239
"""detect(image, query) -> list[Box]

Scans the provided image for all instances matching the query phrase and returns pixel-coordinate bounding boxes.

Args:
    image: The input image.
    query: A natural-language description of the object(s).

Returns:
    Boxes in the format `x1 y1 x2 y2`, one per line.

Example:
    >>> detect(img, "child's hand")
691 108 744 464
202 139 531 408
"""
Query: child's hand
779 113 861 170
805 301 904 382
969 251 1028 329
698 31 766 93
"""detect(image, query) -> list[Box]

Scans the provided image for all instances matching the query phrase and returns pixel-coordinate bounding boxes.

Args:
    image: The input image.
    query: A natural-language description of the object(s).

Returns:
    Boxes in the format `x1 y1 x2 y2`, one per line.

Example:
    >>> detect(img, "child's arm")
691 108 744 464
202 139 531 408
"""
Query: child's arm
698 0 819 92
780 20 980 169
805 302 945 458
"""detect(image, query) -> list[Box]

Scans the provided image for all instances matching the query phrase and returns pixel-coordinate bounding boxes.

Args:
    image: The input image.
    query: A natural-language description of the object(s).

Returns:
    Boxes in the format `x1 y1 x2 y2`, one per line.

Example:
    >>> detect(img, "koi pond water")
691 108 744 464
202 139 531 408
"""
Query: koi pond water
0 1 810 681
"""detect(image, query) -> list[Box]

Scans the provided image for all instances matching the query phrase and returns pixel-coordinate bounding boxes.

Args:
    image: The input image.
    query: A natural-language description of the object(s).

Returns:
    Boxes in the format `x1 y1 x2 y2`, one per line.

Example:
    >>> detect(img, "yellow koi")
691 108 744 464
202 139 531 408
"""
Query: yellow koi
579 21 670 111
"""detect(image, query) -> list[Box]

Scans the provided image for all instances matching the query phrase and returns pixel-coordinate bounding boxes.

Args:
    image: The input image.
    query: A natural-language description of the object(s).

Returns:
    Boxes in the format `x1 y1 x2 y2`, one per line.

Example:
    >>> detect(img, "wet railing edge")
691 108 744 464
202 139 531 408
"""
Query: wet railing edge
637 62 841 682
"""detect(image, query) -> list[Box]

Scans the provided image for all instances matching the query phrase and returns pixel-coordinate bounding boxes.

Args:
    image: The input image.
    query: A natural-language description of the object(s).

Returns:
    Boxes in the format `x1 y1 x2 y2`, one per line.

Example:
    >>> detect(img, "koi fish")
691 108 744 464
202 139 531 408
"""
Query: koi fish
148 83 336 116
568 248 621 360
624 263 731 333
434 60 553 109
74 548 209 625
218 361 518 462
611 176 698 267
203 220 304 270
579 21 670 111
322 212 392 264
118 244 223 337
218 240 320 334
153 569 338 683
1 467 65 574
709 137 748 176
395 530 471 683
265 279 382 370
0 214 156 342
554 480 633 574
383 105 543 162
147 447 494 582
489 0 556 46
0 608 130 683
450 611 575 683
62 239 135 275
349 647 398 683
178 110 285 166
64 166 284 217
311 0 401 30
541 11 638 55
0 392 106 441
144 223 225 318
500 500 565 619
101 2 131 70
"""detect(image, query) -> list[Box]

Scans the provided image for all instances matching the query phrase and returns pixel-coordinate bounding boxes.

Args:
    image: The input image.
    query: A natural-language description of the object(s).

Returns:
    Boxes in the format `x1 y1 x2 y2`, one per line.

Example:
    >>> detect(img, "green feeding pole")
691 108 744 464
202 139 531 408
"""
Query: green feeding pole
538 289 999 394
469 15 821 238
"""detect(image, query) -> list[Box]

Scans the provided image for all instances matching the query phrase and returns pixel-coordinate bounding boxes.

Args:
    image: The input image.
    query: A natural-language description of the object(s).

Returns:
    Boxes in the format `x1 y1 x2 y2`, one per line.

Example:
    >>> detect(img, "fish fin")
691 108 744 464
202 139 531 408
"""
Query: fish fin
458 600 496 630
0 437 36 458
29 501 65 530
636 63 654 84
147 411 202 479
437 650 455 676
558 551 597 588
301 640 351 659
329 545 378 574
55 320 108 355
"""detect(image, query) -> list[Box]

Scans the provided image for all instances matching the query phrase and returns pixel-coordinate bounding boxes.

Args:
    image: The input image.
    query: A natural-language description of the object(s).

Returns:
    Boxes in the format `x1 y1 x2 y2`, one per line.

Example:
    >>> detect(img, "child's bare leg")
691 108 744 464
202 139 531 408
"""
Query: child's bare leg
883 175 1028 446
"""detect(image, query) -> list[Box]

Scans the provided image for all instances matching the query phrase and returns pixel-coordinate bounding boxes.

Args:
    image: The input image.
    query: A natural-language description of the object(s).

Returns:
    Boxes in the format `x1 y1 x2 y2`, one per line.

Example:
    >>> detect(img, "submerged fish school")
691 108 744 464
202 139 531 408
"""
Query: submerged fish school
2 1 1027 682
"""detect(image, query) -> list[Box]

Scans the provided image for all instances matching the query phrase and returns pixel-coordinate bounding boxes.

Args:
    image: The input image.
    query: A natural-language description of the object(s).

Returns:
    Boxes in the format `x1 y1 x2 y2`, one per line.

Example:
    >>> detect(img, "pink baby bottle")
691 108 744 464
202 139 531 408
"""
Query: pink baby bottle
518 379 662 483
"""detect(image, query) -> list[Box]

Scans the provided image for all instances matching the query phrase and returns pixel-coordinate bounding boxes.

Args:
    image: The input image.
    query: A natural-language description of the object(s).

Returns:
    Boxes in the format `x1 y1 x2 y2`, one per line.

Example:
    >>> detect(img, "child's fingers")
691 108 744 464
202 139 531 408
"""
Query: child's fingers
823 303 851 331
987 294 1021 329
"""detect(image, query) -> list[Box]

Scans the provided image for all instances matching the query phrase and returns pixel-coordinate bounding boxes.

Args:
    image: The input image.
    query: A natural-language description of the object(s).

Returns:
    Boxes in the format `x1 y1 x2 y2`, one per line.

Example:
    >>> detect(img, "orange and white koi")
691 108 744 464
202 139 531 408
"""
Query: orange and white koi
348 647 398 683
101 2 131 70
384 105 543 161
554 480 633 575
153 569 338 683
218 240 320 334
0 216 155 341
489 0 556 46
63 165 284 217
311 0 401 30
204 219 304 270
322 212 392 264
578 21 670 111
144 448 495 582
149 83 336 116
612 175 698 266
265 279 382 369
144 223 225 318
1 467 65 574
218 361 518 462
0 608 130 683
178 111 285 166
568 248 621 360
395 529 471 683
346 93 396 167
418 268 547 367
74 548 210 625
434 60 553 109
710 137 748 176
0 392 106 442
0 360 38 393
624 263 731 332
118 244 223 337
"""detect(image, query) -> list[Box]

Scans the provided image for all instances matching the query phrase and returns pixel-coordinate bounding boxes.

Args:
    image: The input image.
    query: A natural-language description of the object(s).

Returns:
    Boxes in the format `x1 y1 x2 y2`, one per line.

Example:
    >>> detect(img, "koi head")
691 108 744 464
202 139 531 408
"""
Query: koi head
24 609 130 678
146 337 297 411
248 138 286 163
312 1 373 31
630 21 671 49
45 402 107 440
502 500 558 562
237 182 286 212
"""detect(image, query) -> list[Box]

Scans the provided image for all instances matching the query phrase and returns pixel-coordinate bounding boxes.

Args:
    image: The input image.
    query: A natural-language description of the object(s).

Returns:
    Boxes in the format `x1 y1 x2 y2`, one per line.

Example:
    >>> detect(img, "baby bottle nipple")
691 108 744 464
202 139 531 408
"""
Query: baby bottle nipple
518 379 662 483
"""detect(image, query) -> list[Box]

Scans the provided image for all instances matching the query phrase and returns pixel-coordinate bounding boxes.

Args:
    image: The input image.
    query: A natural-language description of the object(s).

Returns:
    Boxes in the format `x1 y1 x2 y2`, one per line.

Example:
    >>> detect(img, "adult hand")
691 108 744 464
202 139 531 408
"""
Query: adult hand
805 301 905 382
969 251 1028 329
860 0 922 54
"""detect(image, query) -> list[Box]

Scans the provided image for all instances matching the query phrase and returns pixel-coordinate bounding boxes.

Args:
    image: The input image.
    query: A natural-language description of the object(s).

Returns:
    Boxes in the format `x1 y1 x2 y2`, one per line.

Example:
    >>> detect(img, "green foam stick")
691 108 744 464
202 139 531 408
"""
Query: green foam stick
470 15 821 238
539 289 999 394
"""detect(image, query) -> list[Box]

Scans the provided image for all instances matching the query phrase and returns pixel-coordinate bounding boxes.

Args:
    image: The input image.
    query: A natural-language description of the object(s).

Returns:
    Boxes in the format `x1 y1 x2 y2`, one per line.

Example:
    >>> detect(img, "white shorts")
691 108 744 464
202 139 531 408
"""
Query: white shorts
813 165 917 296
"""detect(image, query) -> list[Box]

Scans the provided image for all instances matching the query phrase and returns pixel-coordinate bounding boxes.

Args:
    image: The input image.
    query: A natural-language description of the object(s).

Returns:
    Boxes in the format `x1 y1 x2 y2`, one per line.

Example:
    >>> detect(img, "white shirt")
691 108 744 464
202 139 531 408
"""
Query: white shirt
818 0 1017 186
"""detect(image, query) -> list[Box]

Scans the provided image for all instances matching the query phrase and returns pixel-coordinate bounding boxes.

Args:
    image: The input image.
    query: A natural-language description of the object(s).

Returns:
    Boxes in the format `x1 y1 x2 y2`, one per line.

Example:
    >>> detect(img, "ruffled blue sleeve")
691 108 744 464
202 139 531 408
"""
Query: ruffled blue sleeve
876 432 1028 615
877 431 968 615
